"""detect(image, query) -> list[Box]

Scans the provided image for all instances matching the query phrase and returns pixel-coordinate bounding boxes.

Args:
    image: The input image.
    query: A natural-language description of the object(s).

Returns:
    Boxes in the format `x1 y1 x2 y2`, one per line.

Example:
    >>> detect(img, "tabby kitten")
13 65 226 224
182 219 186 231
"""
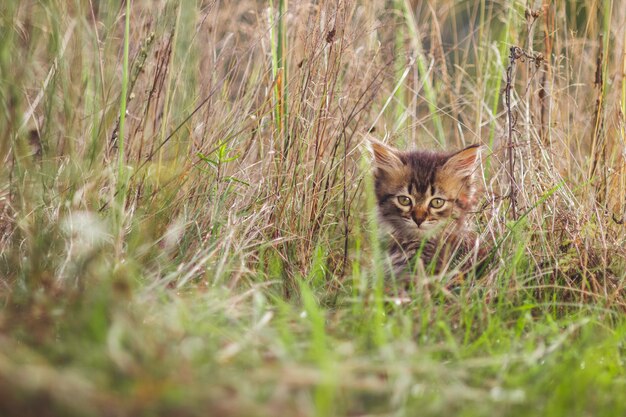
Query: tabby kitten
369 139 487 277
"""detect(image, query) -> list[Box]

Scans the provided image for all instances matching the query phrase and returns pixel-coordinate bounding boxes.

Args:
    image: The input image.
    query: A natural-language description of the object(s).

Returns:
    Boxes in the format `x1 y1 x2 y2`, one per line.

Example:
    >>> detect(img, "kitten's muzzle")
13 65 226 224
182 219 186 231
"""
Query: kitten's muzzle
411 208 427 227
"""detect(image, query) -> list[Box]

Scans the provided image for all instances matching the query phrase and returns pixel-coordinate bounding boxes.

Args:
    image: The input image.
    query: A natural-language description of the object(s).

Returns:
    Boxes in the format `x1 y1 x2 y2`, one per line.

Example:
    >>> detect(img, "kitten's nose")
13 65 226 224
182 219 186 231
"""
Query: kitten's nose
412 209 426 227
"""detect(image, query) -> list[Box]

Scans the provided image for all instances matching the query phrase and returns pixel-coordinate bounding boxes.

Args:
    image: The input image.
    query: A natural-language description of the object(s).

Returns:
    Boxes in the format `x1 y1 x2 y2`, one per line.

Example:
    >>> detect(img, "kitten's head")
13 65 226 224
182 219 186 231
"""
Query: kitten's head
369 139 482 241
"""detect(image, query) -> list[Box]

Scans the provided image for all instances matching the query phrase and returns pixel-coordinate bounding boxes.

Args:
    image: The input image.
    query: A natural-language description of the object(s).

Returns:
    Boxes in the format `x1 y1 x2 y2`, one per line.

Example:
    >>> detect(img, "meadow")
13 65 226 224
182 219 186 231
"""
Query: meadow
1 0 625 416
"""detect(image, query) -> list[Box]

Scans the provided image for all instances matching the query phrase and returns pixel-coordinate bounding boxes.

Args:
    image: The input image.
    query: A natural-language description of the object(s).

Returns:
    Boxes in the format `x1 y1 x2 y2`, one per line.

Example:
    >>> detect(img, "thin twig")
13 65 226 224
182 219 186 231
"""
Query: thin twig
504 46 544 220
504 47 519 220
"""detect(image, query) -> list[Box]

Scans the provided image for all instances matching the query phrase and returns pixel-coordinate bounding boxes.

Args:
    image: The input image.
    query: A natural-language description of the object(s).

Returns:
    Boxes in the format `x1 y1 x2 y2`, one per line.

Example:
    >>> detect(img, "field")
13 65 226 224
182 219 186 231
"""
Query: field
1 0 626 416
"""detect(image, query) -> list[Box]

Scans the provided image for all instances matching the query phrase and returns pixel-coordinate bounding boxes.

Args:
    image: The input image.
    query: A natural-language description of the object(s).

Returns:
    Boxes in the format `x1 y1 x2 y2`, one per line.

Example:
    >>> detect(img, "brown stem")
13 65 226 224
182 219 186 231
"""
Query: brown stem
505 47 520 220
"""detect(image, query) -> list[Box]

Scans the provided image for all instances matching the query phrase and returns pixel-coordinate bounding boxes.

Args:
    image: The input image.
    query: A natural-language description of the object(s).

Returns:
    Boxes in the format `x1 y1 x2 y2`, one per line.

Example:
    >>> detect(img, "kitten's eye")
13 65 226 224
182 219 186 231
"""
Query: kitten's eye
430 198 445 208
397 196 412 206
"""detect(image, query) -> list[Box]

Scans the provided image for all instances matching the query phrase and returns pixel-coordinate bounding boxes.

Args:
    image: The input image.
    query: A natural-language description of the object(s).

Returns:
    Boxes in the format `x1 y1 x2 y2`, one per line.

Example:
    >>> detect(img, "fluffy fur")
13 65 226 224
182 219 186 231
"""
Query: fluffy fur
369 139 487 277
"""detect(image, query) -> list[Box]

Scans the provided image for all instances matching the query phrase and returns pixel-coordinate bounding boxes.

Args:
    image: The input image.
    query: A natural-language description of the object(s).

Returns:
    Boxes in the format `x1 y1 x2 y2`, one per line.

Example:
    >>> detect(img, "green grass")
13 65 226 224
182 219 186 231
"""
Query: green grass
1 1 625 416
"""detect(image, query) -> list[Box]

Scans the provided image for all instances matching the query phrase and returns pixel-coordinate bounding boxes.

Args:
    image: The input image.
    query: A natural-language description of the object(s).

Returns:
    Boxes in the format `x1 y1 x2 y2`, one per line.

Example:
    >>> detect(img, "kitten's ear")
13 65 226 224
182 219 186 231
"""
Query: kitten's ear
443 144 482 178
367 138 403 172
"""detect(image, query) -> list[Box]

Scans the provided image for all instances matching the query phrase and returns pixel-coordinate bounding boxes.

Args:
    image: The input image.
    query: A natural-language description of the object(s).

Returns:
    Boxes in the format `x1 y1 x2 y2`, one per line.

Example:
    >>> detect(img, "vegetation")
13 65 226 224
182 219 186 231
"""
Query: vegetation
1 0 625 416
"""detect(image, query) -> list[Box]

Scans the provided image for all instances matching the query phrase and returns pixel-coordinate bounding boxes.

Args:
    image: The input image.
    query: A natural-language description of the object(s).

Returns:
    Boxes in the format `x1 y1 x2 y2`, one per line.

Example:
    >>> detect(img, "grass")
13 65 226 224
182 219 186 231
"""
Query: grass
115 0 131 245
1 0 625 416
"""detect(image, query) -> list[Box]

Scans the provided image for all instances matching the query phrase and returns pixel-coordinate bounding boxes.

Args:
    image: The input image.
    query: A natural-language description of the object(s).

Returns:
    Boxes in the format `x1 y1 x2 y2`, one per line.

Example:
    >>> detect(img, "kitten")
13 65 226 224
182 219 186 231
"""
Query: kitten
369 139 488 278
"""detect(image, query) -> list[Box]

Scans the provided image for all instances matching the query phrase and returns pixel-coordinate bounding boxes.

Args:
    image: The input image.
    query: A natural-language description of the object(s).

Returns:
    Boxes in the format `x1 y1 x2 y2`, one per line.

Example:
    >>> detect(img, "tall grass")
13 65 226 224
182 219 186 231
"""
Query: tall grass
0 1 625 416
115 0 131 251
269 0 289 152
399 0 445 145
